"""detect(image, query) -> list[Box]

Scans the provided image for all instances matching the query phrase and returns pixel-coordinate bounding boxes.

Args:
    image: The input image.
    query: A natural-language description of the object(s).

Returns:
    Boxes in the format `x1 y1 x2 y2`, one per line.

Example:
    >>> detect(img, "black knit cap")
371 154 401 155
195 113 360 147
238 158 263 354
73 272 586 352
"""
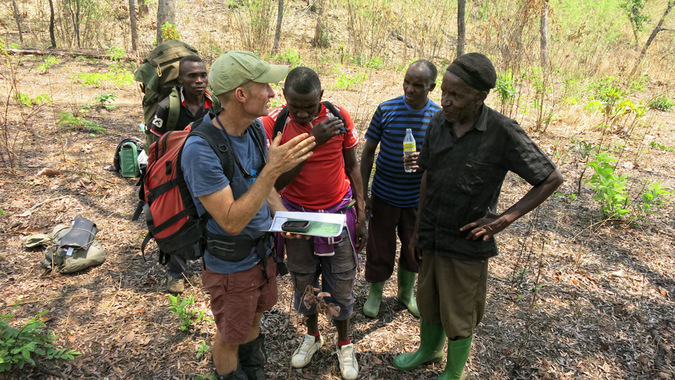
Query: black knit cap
447 53 496 92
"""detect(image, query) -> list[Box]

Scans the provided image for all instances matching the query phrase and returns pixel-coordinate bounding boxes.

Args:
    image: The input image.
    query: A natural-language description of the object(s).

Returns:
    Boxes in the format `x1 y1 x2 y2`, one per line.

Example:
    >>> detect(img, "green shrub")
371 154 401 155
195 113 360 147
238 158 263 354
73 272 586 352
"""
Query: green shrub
649 141 674 152
0 311 81 372
107 46 126 61
168 294 212 331
334 72 367 90
15 93 50 107
57 112 105 134
73 66 134 88
648 95 674 112
38 56 60 72
637 182 671 216
585 151 672 220
274 49 304 68
364 56 384 69
585 151 630 219
196 340 210 359
161 23 180 41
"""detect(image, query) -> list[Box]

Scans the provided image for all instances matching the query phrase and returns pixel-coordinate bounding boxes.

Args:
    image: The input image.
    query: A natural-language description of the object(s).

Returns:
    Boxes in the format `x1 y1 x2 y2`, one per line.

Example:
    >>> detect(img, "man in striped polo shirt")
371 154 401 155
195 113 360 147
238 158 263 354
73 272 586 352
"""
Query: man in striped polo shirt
360 60 440 318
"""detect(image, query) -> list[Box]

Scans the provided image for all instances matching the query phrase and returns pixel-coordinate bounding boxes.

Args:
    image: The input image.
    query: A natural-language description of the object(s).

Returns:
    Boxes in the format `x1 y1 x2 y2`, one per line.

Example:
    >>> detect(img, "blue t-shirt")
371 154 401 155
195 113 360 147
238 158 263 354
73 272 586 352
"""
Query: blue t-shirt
364 96 441 207
181 118 270 274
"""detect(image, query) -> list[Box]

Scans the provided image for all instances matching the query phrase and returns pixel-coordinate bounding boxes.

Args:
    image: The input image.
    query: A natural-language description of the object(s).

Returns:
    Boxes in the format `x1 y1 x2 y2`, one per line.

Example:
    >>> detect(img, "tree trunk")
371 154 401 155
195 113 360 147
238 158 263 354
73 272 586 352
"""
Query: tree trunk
157 0 176 45
75 1 82 48
48 0 56 48
273 0 284 54
129 0 138 53
313 0 326 47
457 0 466 57
540 0 549 68
630 0 674 76
11 0 23 44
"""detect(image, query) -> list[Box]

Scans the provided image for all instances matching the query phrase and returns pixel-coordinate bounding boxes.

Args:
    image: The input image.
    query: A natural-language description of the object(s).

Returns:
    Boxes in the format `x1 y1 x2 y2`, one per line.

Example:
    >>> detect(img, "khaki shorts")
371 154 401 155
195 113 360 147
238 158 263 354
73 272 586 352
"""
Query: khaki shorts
417 251 488 339
202 256 277 344
286 231 356 320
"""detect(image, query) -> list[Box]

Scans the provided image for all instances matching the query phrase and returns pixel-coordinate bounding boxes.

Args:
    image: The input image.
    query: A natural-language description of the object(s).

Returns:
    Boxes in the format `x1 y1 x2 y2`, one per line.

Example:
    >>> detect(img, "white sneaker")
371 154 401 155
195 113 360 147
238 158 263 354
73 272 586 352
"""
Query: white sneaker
291 334 323 368
337 343 359 380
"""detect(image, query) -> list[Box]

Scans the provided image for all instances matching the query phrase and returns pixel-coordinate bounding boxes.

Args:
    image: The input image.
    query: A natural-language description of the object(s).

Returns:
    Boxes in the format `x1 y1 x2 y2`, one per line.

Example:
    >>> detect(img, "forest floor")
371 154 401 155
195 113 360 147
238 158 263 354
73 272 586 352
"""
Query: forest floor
0 50 673 380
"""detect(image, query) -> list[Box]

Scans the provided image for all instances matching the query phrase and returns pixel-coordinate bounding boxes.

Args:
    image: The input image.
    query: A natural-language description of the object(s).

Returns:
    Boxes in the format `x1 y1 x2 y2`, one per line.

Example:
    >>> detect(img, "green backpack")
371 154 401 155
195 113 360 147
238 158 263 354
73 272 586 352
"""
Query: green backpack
134 40 199 134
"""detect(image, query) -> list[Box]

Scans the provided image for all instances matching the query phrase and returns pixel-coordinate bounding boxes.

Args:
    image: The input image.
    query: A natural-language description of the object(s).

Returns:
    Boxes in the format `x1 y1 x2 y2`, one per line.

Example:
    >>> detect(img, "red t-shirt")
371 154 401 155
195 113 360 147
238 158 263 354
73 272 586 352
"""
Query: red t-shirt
261 103 360 210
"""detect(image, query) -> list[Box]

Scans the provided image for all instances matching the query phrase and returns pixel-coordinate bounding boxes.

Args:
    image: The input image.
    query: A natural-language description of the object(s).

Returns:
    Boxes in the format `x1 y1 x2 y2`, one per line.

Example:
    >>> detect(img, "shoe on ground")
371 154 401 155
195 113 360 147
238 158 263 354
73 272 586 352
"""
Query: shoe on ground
166 276 184 294
291 334 323 368
337 343 359 380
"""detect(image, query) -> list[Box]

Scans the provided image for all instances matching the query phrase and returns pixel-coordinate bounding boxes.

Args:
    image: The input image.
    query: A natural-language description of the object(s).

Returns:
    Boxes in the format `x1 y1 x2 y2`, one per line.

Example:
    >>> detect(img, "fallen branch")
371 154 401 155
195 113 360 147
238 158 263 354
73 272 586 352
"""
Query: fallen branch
4 48 136 62
15 196 70 217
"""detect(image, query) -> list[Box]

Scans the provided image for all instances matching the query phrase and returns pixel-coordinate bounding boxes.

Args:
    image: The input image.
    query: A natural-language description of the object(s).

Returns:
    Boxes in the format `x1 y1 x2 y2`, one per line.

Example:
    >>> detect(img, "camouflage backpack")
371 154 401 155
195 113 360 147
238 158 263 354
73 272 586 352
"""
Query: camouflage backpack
134 40 198 142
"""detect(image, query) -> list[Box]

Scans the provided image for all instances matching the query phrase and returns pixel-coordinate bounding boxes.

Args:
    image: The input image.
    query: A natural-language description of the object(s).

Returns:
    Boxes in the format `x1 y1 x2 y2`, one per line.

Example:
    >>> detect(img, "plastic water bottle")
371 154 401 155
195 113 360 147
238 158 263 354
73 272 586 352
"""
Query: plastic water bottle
403 128 416 173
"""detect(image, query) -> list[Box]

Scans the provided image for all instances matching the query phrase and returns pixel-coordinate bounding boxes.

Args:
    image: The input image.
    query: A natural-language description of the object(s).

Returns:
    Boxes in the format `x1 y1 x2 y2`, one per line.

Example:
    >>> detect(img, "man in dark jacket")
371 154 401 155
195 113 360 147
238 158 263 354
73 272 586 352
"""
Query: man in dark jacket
393 53 563 380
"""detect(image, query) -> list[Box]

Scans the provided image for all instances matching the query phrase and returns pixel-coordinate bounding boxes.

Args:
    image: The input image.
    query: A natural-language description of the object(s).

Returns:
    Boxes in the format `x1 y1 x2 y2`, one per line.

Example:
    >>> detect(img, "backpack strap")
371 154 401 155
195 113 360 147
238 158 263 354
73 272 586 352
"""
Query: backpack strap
271 101 345 138
189 120 235 182
272 107 290 139
321 101 345 123
166 86 181 133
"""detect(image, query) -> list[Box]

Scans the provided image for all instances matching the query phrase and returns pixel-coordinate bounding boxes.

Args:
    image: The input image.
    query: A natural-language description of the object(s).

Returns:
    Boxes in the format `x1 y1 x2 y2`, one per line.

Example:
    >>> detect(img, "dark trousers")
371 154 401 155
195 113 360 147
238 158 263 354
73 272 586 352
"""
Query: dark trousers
364 195 418 283
166 254 186 278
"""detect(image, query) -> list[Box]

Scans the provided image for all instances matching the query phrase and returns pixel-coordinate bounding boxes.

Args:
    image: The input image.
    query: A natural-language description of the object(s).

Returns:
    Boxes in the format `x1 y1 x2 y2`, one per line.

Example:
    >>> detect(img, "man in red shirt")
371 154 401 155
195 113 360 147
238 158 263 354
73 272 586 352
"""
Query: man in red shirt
260 67 367 380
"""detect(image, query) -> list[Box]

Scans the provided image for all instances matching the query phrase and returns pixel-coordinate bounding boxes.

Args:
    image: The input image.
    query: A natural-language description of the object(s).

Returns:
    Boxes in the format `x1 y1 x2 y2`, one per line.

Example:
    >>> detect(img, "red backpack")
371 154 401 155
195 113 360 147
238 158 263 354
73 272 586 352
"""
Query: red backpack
135 118 265 264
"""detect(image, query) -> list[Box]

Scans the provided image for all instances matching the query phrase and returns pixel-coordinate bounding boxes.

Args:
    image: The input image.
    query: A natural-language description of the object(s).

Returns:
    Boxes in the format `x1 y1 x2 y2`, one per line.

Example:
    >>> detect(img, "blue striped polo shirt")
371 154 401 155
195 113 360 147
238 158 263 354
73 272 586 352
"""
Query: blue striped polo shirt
364 95 441 207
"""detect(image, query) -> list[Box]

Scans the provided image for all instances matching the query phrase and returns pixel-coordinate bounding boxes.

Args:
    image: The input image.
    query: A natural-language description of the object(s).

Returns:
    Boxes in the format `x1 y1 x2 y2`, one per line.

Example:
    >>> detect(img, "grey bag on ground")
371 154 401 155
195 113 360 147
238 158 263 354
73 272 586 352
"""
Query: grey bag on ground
23 216 106 274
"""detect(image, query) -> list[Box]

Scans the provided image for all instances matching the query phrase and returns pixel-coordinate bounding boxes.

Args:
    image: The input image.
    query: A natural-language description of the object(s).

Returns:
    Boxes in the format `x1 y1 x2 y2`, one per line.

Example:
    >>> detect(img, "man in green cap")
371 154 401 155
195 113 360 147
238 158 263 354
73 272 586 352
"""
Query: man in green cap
181 51 316 380
393 53 563 379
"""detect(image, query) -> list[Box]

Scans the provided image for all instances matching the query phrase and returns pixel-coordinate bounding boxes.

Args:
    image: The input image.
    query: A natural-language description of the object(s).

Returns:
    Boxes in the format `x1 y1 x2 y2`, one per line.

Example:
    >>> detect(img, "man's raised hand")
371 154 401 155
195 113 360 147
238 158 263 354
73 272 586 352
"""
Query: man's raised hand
267 132 316 176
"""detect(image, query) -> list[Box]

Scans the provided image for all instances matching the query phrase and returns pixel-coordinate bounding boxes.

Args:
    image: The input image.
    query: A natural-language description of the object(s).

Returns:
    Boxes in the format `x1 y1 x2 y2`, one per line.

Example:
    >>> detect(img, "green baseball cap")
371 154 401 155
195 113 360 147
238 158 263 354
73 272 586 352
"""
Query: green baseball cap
209 51 289 96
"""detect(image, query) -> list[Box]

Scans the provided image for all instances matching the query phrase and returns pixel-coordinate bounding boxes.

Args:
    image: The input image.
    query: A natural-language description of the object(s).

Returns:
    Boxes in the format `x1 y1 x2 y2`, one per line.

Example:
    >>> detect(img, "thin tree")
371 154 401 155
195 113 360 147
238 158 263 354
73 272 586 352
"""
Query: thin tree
64 0 83 48
540 0 549 68
457 0 466 57
48 0 56 48
157 0 176 45
313 0 327 47
621 0 650 50
631 0 674 76
273 0 284 54
129 0 138 52
11 0 23 44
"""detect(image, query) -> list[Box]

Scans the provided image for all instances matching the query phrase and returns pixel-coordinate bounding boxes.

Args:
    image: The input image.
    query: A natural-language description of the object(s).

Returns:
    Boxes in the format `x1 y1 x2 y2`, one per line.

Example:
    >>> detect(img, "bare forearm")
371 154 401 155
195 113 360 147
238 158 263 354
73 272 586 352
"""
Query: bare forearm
274 162 306 191
202 169 279 235
414 172 427 234
345 149 366 218
266 187 286 216
500 168 564 224
360 144 376 199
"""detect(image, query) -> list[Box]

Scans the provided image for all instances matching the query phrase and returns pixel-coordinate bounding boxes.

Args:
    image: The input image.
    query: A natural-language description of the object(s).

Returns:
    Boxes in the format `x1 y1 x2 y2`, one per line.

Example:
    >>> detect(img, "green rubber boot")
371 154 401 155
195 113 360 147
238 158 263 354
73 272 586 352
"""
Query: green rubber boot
397 268 420 318
393 320 445 370
438 336 472 380
363 281 384 317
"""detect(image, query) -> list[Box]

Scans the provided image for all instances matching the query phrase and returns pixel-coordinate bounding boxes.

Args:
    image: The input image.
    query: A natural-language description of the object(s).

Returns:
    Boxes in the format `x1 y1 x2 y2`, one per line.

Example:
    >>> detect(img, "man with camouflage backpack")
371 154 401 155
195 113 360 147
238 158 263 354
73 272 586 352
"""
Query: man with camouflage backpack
149 54 220 293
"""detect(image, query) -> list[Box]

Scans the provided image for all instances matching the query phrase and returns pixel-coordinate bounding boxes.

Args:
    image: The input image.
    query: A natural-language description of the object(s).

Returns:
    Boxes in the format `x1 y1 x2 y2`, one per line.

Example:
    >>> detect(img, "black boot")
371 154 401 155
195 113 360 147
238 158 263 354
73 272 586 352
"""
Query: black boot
214 368 248 380
238 333 267 380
